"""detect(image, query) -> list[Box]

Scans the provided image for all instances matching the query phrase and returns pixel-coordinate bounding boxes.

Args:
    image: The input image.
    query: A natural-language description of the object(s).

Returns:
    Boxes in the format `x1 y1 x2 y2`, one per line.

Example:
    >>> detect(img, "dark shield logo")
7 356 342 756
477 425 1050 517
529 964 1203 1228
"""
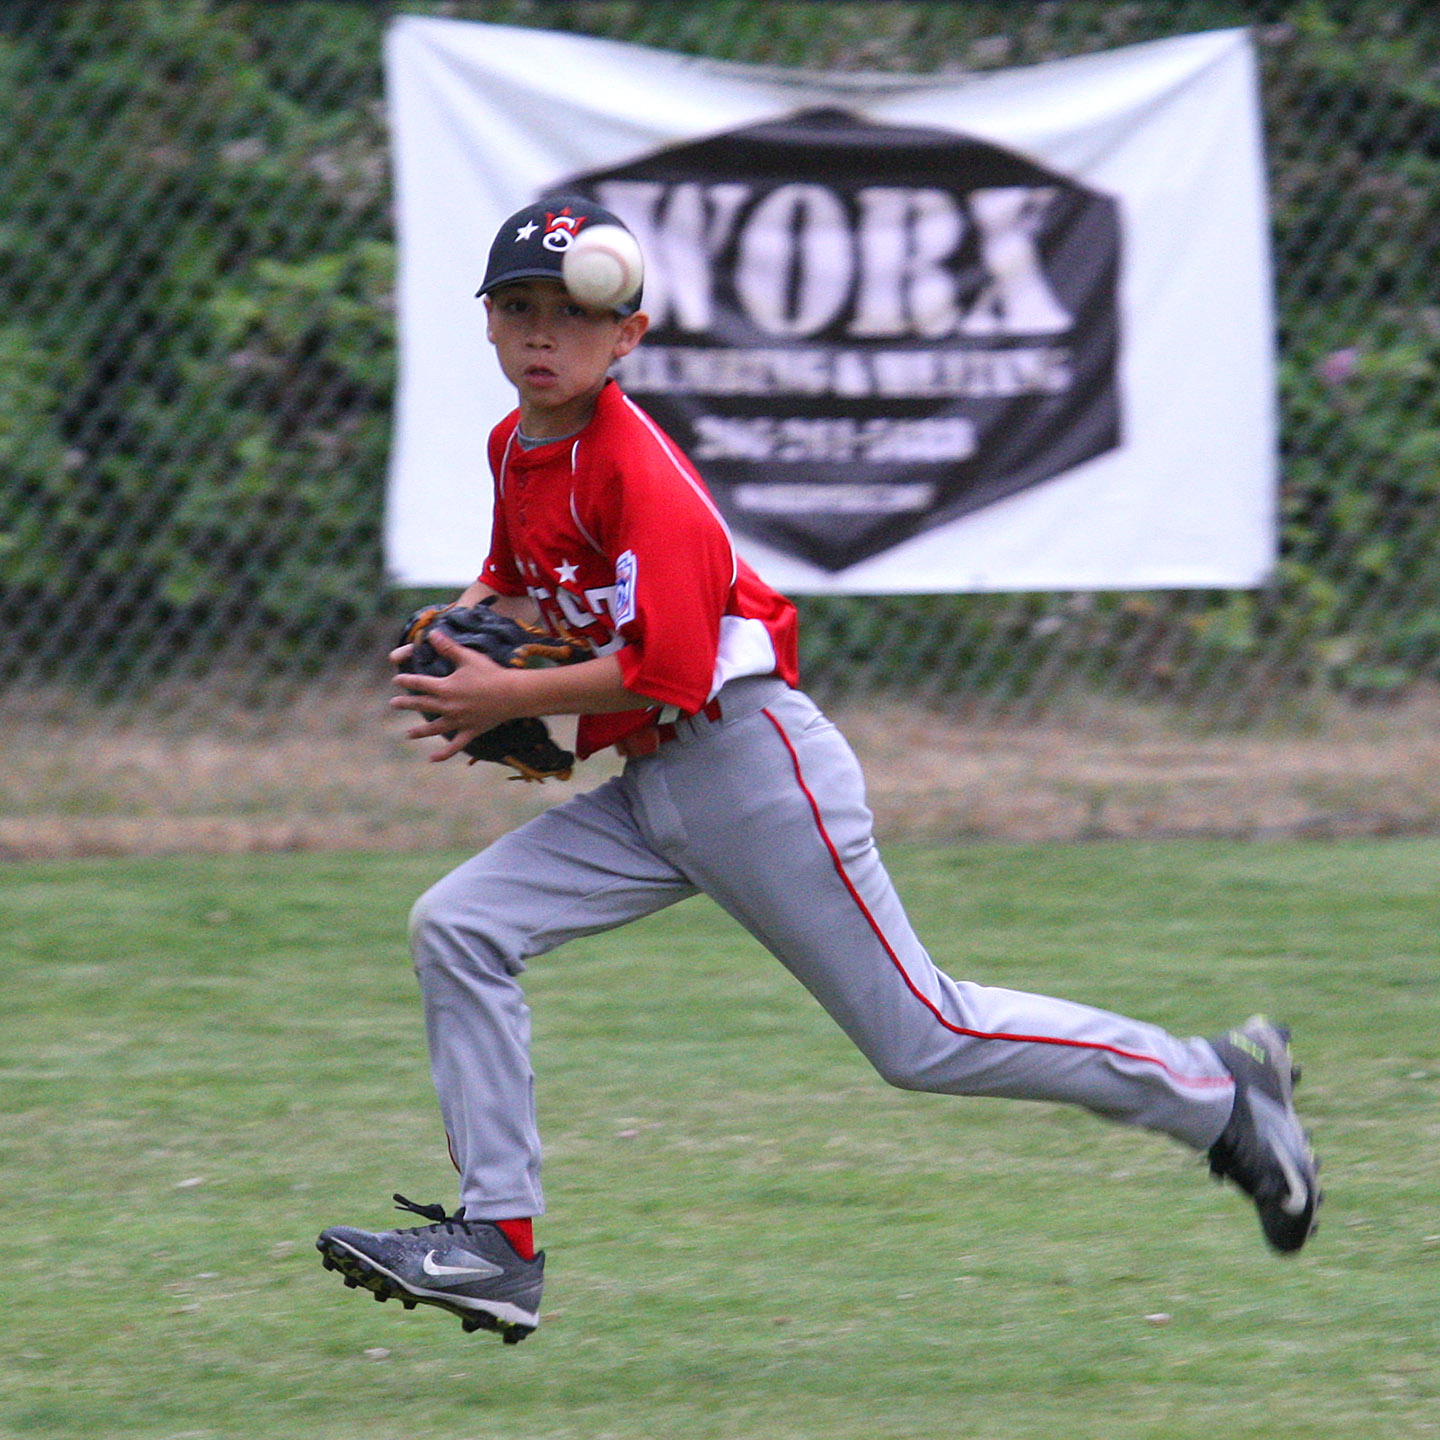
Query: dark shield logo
559 107 1121 573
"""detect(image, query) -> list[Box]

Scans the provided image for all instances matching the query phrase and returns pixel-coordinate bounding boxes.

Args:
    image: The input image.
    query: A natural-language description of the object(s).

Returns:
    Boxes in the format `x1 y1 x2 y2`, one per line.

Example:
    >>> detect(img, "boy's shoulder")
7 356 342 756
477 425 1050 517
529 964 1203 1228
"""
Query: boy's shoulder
588 381 686 458
486 407 523 465
553 382 671 472
589 378 644 434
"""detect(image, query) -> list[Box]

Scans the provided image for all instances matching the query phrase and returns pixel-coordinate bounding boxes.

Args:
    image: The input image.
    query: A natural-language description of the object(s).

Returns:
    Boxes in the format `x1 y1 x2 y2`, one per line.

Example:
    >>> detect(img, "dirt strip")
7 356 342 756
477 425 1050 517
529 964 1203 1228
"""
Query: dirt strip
4 684 1439 859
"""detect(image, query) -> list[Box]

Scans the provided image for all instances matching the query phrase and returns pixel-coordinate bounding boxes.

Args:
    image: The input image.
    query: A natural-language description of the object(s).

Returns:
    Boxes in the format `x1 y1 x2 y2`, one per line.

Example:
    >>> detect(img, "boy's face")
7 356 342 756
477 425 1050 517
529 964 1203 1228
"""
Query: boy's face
484 278 648 437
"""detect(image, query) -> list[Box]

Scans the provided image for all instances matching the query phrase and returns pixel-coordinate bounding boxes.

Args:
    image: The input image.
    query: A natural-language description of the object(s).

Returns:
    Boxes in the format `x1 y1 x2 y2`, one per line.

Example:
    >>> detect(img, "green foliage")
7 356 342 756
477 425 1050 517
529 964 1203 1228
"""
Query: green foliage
0 1 1438 707
1262 3 1440 699
0 0 394 687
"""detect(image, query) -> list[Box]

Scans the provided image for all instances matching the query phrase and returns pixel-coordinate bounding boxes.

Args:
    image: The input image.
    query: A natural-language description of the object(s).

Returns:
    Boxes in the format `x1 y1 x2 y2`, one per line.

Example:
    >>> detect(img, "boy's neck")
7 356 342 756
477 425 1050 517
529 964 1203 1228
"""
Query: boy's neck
517 421 586 448
517 383 606 441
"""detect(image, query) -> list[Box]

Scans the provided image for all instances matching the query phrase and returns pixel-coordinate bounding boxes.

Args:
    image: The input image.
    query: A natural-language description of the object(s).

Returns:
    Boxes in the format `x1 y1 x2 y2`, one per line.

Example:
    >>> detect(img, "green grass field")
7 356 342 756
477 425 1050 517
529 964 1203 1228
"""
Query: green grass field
1 838 1436 1439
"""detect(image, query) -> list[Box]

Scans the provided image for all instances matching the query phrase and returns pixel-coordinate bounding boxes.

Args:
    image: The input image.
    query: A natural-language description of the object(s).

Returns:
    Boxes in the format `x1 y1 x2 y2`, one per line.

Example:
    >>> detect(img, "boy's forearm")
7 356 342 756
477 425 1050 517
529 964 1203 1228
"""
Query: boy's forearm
505 652 654 717
455 579 493 607
453 581 540 627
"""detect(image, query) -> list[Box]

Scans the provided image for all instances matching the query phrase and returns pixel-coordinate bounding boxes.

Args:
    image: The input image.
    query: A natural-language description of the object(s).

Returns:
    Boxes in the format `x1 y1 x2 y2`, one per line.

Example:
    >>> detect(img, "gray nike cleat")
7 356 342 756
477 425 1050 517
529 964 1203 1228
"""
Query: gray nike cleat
317 1194 543 1344
1207 1016 1321 1254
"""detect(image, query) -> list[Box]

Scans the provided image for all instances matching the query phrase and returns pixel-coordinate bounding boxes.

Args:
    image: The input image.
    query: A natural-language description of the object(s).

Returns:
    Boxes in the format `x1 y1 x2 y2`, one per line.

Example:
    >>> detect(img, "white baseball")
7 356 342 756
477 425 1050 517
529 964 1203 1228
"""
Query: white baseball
562 224 644 310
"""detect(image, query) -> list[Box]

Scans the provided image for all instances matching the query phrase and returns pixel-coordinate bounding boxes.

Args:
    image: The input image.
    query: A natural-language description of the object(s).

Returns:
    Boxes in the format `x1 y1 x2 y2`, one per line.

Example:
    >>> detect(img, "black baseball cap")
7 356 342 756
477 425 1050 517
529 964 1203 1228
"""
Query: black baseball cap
476 194 644 315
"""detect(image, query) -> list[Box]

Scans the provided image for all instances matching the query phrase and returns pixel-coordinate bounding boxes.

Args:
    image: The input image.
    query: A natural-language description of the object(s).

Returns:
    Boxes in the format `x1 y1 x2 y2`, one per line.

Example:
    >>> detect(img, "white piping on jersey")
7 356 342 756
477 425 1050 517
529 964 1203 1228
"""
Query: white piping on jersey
497 429 518 496
620 394 739 589
567 439 604 553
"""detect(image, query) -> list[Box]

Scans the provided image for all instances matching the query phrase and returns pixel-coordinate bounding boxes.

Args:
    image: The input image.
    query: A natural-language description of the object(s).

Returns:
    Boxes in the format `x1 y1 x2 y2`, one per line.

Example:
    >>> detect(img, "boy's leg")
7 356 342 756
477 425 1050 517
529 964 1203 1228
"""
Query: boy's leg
633 686 1235 1150
409 776 695 1219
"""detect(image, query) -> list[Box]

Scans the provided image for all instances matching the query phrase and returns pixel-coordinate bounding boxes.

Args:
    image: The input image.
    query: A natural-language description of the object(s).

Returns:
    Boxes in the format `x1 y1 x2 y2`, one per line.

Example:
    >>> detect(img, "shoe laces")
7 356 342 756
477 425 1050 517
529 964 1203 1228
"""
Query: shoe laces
392 1192 469 1235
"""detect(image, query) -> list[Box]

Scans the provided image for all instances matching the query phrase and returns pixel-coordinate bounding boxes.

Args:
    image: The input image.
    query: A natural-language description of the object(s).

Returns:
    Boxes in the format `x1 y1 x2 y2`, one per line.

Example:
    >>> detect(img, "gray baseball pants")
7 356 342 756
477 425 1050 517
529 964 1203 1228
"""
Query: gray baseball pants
409 677 1236 1220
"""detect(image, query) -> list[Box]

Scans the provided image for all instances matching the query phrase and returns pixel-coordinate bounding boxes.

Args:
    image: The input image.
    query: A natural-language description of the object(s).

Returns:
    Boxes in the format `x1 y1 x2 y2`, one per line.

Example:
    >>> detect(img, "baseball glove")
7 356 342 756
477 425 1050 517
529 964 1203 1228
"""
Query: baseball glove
397 600 587 782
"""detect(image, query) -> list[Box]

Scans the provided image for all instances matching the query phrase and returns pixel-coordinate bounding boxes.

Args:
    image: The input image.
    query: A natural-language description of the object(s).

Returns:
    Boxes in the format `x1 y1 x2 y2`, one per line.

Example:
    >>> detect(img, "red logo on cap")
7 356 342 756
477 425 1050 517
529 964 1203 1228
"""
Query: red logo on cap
542 208 588 252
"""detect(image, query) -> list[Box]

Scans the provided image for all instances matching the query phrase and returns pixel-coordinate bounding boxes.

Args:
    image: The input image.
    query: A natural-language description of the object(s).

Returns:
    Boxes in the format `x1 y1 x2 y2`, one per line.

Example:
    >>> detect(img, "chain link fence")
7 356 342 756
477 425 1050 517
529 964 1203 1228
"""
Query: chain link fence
2 1 1439 850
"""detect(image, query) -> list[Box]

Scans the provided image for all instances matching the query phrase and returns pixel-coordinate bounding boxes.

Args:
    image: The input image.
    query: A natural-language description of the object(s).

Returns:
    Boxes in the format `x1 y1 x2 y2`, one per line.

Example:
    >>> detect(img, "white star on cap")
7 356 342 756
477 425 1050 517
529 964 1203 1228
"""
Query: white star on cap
557 559 578 585
515 220 538 241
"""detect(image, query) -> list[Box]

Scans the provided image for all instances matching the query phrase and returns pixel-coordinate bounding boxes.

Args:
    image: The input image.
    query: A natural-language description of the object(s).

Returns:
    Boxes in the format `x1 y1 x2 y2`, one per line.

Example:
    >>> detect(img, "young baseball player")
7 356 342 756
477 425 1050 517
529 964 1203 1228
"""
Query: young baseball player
317 196 1320 1344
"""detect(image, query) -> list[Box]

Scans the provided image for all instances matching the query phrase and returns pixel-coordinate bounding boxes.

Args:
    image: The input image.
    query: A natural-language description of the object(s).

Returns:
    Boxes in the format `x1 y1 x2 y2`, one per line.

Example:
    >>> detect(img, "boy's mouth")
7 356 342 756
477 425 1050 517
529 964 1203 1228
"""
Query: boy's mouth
523 364 557 382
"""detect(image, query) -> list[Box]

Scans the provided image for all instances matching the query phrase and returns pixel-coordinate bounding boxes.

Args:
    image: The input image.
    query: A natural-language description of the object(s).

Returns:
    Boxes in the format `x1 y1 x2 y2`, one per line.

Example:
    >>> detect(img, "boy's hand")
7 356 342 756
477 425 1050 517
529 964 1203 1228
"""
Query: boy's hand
391 610 579 779
393 634 518 759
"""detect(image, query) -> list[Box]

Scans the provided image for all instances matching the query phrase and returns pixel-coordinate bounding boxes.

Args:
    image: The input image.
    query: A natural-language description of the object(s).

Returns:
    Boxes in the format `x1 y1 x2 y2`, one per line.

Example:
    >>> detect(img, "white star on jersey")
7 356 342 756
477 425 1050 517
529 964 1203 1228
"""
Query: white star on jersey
556 559 578 585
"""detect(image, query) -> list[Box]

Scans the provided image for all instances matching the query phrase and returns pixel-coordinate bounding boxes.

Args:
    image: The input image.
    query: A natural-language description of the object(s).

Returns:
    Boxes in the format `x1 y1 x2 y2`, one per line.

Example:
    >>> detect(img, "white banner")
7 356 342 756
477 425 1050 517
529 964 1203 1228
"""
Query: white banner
383 19 1276 593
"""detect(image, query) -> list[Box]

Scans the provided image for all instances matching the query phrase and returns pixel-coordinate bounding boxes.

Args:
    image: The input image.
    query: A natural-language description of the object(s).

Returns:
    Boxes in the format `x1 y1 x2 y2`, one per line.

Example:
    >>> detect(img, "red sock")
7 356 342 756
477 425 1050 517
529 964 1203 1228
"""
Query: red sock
494 1217 535 1260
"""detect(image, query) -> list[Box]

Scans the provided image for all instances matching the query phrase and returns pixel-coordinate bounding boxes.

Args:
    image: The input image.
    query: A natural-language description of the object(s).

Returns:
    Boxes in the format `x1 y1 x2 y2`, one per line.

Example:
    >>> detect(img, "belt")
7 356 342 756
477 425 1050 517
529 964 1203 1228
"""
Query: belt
615 697 723 759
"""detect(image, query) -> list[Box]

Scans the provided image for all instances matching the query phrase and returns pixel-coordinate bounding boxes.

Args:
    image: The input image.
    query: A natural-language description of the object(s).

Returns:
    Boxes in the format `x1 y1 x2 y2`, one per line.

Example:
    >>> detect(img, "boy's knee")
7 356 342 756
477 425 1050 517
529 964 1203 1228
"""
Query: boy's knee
865 1034 943 1092
873 1056 928 1092
407 881 452 953
408 878 526 979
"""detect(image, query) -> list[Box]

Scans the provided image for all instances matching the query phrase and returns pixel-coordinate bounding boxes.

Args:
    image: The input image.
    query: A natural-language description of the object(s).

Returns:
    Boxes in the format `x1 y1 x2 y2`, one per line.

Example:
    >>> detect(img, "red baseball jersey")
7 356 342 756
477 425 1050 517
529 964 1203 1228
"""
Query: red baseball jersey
479 380 799 758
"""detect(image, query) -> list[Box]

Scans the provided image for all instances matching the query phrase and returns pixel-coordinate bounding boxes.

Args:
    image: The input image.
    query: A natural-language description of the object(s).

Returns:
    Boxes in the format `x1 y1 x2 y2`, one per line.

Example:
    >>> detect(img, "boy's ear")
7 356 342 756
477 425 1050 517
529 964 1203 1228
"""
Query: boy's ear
481 294 496 341
613 310 648 359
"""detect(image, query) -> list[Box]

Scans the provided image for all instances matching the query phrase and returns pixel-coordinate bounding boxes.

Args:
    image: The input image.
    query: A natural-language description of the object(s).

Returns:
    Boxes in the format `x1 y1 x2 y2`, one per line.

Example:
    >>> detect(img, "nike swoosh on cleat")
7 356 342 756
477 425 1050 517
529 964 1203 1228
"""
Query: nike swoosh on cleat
421 1249 505 1279
1277 1152 1310 1216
